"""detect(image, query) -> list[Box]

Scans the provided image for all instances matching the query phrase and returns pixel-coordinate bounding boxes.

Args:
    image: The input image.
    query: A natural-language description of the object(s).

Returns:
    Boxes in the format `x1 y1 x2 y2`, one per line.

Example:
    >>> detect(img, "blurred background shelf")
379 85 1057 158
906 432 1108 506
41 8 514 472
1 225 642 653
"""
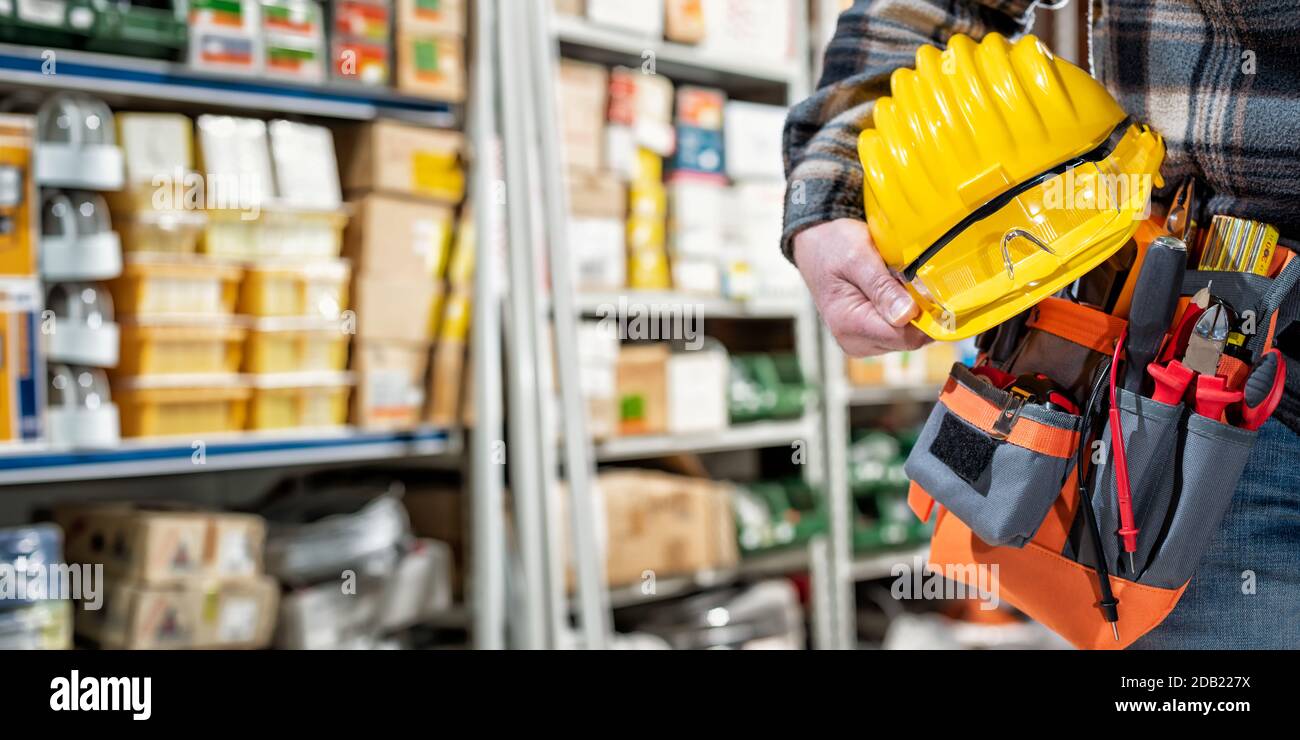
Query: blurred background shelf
553 15 795 94
575 291 807 320
0 427 461 485
594 418 812 461
0 43 457 126
602 544 930 610
846 384 944 407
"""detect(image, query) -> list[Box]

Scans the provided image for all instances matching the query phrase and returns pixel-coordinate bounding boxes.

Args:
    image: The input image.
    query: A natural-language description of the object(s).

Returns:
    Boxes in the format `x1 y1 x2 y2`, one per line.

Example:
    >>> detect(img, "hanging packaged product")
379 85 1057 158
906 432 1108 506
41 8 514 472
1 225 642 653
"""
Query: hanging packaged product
46 363 120 449
0 278 43 442
189 0 264 74
25 93 125 191
261 0 327 83
196 114 276 210
396 33 466 102
268 120 342 209
45 281 120 368
860 33 1165 341
82 0 188 60
0 115 37 277
40 190 123 281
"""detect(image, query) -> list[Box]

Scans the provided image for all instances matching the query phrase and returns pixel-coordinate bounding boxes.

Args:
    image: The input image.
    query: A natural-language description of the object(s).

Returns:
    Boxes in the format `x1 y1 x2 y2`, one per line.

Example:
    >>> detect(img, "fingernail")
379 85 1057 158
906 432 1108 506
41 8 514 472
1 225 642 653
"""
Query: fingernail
886 293 918 325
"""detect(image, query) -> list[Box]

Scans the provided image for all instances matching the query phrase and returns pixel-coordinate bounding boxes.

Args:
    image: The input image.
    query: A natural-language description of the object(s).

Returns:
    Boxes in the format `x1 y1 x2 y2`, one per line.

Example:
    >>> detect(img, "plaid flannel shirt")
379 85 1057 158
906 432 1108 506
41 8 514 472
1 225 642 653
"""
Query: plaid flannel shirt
782 0 1300 432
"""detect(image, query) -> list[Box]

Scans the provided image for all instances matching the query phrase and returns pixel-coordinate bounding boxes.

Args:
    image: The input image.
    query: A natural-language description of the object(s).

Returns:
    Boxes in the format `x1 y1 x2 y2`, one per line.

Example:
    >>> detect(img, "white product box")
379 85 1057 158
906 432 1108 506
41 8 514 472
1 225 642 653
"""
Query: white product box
671 257 721 295
724 101 788 180
667 343 729 434
569 217 626 291
700 0 792 64
587 0 664 38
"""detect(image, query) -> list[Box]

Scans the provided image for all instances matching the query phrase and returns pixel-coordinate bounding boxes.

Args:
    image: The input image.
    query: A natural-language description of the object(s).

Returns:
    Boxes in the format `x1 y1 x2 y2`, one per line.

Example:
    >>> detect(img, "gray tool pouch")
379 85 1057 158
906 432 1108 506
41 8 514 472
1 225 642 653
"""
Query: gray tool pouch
904 364 1081 549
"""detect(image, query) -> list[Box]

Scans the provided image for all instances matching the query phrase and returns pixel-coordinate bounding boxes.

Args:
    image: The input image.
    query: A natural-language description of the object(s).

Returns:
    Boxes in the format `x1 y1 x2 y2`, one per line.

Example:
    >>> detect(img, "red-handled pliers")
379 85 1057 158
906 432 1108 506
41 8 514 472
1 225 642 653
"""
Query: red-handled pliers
1235 349 1287 431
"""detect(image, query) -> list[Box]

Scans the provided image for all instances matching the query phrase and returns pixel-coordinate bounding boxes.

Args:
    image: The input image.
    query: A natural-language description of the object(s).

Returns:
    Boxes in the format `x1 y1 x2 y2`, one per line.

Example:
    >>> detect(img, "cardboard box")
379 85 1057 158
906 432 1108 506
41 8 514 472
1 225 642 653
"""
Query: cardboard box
396 33 466 103
397 0 465 36
579 320 620 440
344 193 455 279
351 275 441 343
672 125 726 179
78 575 279 650
56 505 266 585
553 0 583 15
351 339 430 429
587 0 664 38
667 343 728 433
445 207 475 289
425 338 466 427
595 470 738 587
665 0 706 43
566 170 626 218
0 115 37 277
557 60 608 171
616 343 668 436
569 218 625 291
337 119 465 203
724 101 787 180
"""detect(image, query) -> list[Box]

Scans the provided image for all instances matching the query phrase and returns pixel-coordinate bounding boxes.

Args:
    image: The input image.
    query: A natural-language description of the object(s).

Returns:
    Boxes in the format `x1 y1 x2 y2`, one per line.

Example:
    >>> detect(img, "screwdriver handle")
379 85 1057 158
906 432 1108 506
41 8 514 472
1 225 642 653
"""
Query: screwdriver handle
1194 375 1243 422
1147 361 1195 405
1109 406 1140 555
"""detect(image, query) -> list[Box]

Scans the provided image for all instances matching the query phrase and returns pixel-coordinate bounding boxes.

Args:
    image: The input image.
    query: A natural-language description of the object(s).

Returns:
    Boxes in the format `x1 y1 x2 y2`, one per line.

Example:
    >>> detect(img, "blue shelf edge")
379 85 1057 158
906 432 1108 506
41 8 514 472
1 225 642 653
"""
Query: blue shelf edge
0 428 455 473
0 46 456 119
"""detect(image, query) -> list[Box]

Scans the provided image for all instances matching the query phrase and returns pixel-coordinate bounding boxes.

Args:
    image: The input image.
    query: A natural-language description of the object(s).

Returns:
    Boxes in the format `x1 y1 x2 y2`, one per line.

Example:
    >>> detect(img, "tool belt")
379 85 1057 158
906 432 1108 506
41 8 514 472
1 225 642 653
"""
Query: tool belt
903 216 1300 649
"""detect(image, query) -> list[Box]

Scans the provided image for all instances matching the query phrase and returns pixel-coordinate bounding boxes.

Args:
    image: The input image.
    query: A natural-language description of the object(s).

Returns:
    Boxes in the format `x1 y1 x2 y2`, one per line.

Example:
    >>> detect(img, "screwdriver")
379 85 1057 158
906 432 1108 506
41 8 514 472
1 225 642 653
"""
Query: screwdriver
1122 236 1188 393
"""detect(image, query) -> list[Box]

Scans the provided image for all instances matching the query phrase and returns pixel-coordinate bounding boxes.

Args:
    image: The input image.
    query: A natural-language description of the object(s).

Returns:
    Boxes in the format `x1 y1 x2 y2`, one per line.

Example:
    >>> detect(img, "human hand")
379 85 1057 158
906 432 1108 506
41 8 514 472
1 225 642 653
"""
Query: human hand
793 218 932 357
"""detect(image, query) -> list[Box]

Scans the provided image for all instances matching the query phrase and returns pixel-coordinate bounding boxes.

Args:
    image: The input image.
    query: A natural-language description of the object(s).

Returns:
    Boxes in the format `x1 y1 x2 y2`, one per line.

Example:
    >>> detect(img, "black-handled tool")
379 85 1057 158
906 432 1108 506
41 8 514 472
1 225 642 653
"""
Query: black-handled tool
1122 236 1188 393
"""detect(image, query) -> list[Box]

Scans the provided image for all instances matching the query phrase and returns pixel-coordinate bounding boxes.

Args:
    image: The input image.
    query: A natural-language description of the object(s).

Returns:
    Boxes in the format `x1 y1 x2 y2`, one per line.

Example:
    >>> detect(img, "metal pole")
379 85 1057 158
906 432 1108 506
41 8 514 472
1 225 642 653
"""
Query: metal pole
819 322 856 649
468 0 507 651
523 0 612 648
509 17 570 648
496 0 551 649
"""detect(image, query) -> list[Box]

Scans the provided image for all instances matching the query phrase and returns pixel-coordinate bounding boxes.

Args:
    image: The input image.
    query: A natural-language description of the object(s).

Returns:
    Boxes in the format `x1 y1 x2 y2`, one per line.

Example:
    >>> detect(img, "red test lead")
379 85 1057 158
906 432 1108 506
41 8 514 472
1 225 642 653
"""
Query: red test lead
1110 332 1139 573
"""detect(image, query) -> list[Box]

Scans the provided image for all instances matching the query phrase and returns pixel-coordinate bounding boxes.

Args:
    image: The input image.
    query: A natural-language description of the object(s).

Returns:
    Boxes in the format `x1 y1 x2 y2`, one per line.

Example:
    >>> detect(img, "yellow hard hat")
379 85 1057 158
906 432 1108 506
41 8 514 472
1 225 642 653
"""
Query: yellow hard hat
860 33 1165 341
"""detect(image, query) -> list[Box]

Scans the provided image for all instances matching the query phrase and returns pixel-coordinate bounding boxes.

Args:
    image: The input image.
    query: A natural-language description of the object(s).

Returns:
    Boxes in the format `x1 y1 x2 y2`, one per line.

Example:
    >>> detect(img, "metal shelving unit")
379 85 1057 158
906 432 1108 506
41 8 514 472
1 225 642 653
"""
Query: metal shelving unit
594 419 813 462
0 43 456 127
846 384 944 407
0 427 460 485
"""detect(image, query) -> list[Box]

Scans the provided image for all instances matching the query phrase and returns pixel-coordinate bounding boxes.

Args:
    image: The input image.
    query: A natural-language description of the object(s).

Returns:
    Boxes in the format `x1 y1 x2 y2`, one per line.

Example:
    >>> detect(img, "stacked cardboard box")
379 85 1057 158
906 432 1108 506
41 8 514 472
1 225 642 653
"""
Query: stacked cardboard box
570 470 738 587
55 504 277 649
394 0 467 102
338 119 463 429
615 340 728 437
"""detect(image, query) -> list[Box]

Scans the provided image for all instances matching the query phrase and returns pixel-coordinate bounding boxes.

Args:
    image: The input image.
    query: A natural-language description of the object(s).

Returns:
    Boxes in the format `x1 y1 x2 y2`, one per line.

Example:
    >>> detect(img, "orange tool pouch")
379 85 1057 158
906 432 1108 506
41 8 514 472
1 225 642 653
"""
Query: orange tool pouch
905 238 1299 649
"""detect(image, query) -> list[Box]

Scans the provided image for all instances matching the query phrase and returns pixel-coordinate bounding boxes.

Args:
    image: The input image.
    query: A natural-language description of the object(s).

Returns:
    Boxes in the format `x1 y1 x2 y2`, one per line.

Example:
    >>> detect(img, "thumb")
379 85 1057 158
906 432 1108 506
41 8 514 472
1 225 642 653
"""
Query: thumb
844 228 919 327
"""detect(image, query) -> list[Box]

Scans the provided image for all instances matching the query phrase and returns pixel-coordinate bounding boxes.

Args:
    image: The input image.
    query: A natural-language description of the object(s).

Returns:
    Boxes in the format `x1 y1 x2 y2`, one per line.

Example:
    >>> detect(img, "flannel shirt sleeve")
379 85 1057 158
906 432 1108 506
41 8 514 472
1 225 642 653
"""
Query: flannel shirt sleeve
781 0 1040 261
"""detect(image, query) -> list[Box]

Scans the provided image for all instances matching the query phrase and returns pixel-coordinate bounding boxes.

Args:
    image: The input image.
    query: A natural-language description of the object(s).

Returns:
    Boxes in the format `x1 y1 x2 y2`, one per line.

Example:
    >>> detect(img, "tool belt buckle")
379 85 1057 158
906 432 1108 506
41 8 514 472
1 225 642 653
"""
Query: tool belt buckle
991 392 1027 440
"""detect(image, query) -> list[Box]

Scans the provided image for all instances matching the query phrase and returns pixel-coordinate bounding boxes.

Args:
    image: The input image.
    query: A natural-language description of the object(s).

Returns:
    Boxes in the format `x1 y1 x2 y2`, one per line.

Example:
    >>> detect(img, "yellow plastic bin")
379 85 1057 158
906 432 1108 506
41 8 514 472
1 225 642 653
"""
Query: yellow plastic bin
109 255 243 316
115 376 250 438
115 210 206 255
240 260 351 318
244 317 350 374
247 373 353 431
204 206 350 261
118 318 248 375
